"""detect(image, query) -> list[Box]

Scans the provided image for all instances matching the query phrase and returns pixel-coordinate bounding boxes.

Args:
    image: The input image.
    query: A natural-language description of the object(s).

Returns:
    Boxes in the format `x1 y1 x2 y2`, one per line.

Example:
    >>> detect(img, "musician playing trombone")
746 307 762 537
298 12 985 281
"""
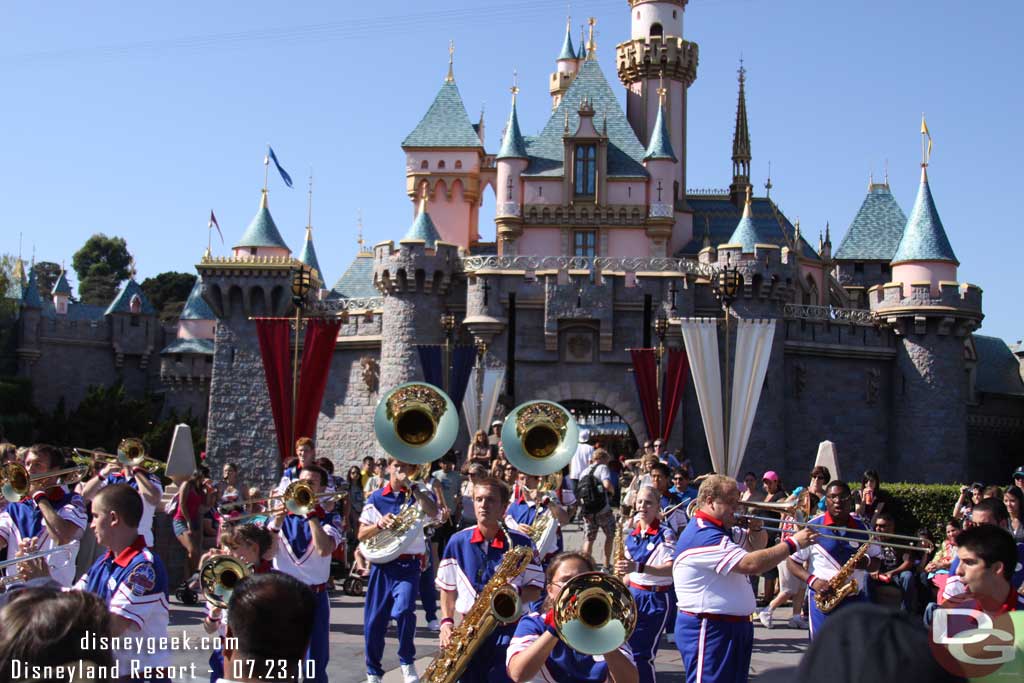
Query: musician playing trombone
358 457 439 683
0 444 86 586
80 447 163 546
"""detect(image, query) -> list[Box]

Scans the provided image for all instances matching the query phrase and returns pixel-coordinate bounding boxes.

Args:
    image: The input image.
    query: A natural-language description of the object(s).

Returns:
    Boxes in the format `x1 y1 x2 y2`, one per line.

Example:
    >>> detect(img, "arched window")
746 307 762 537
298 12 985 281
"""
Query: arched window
129 294 141 315
438 160 446 170
454 160 462 169
420 160 428 169
650 23 663 38
574 144 597 196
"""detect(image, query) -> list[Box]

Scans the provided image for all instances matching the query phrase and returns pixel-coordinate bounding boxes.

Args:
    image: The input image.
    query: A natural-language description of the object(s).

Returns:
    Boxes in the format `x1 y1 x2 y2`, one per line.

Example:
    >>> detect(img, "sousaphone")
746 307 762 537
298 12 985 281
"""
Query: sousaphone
500 401 579 476
373 382 458 465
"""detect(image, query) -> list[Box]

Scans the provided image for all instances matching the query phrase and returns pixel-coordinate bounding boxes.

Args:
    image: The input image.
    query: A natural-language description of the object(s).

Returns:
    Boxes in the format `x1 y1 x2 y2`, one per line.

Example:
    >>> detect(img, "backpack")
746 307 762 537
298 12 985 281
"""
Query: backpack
576 466 607 515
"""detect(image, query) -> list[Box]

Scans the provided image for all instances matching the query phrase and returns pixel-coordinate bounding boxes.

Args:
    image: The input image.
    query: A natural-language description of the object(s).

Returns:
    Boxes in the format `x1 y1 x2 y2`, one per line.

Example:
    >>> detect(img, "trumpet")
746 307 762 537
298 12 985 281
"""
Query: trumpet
199 554 251 609
72 438 166 474
0 544 79 589
1 463 90 503
245 481 347 518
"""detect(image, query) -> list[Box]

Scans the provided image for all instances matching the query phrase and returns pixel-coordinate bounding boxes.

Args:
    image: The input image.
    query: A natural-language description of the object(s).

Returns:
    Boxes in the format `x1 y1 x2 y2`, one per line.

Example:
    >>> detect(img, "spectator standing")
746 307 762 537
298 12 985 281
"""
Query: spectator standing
652 439 679 469
807 466 830 512
1011 467 1024 495
853 470 889 524
1004 486 1024 541
468 430 491 469
577 449 616 568
568 429 595 494
952 483 983 523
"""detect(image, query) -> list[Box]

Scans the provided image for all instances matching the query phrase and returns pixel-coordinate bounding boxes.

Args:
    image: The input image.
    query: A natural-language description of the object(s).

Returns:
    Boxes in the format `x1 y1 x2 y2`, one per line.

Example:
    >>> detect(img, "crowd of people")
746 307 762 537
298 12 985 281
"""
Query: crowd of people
0 434 1021 683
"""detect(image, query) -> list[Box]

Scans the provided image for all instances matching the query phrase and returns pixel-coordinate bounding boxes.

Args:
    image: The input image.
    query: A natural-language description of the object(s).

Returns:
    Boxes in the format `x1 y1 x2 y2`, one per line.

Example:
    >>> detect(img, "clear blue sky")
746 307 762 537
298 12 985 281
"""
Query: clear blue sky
2 0 1020 343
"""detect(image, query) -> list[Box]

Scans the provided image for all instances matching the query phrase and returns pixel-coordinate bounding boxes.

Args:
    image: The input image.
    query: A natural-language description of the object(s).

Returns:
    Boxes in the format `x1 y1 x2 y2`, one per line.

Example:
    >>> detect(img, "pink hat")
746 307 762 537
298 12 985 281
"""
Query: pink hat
762 470 779 482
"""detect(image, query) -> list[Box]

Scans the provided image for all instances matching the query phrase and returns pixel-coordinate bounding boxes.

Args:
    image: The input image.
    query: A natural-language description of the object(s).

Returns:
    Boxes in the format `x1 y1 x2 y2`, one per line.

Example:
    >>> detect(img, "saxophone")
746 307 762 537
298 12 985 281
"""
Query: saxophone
814 541 870 613
611 519 626 577
422 544 534 683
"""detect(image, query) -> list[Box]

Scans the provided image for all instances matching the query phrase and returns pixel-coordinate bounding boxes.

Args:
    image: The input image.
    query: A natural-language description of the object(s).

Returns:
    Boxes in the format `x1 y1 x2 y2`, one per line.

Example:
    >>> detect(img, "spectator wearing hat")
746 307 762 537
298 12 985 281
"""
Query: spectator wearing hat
568 429 595 495
1011 468 1024 495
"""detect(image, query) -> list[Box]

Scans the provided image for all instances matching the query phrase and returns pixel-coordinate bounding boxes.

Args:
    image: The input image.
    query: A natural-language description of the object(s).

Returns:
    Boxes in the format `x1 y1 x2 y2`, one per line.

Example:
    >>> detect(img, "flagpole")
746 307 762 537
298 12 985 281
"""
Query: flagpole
264 144 270 193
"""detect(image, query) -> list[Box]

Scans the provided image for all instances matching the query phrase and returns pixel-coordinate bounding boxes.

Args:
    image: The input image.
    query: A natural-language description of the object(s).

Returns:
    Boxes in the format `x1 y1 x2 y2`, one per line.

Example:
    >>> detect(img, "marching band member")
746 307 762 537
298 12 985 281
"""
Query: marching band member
266 465 343 683
202 524 275 683
614 486 676 683
648 463 687 534
504 472 570 567
436 476 544 683
358 458 439 683
786 480 881 640
506 551 638 683
673 474 816 683
0 444 86 586
75 483 171 681
81 452 163 546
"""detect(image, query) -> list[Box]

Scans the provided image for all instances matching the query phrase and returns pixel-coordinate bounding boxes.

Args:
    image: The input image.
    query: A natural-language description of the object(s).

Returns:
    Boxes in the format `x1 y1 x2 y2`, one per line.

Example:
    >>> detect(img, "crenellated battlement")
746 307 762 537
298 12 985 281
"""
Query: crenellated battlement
373 239 460 295
869 280 983 314
616 36 699 86
713 243 799 307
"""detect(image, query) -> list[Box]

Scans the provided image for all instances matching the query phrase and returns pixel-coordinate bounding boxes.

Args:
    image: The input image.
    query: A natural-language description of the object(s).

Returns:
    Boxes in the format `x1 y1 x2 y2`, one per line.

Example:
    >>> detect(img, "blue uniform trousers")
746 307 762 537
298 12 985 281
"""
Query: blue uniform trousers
308 589 331 683
675 612 753 683
807 589 866 640
208 649 223 683
364 557 420 677
459 622 515 683
628 587 674 683
419 550 438 622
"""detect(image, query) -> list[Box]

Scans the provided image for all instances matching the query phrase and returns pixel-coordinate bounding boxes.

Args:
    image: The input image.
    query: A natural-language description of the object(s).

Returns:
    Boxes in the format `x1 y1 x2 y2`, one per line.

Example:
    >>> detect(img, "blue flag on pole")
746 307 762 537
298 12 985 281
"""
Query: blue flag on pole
267 146 293 188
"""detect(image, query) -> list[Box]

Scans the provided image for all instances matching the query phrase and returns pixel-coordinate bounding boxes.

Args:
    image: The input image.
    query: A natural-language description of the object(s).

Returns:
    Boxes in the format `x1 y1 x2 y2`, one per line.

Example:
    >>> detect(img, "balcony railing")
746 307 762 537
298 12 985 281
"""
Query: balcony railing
461 255 715 278
783 303 875 325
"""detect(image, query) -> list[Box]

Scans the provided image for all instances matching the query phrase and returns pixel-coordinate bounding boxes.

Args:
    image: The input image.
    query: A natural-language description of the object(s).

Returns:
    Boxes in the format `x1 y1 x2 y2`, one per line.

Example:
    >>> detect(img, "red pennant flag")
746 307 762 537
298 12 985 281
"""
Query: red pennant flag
209 210 224 244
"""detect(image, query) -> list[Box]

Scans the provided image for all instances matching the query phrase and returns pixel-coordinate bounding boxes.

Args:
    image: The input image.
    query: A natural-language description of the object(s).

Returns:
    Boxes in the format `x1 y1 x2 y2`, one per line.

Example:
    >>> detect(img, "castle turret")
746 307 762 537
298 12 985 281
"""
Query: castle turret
105 279 158 369
373 199 458 392
495 80 529 255
729 62 752 208
832 176 907 302
643 86 677 254
550 18 580 109
617 0 697 204
870 147 981 482
401 47 486 250
298 226 324 291
52 269 71 316
15 267 43 376
233 190 291 259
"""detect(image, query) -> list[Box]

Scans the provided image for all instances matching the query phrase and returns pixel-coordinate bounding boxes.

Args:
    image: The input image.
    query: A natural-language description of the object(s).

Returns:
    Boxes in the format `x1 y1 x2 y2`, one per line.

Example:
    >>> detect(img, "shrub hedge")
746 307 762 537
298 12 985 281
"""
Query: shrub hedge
856 483 962 537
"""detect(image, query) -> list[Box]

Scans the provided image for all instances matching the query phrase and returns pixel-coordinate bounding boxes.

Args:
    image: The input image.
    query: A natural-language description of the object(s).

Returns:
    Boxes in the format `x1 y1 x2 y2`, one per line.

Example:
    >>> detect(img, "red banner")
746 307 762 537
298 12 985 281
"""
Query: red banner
255 319 293 463
630 349 659 442
660 348 689 443
294 319 343 445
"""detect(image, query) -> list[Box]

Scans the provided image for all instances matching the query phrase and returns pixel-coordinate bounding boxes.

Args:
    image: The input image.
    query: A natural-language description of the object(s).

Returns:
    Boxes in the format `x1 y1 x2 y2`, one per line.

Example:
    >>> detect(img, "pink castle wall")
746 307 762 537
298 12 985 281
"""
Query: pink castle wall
179 319 216 340
668 212 693 255
422 179 471 247
606 180 646 205
405 151 481 174
607 229 650 257
892 262 958 296
524 179 564 205
518 228 563 256
231 246 289 259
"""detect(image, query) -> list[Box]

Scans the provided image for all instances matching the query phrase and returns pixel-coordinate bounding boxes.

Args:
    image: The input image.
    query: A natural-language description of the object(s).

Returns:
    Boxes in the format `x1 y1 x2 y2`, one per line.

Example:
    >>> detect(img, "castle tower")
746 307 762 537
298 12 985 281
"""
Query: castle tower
832 175 908 302
105 279 158 370
870 154 982 481
15 267 43 376
232 190 291 259
643 84 677 252
52 269 71 316
616 0 698 204
297 177 325 292
401 47 486 250
495 78 529 255
729 62 752 208
373 197 458 391
550 18 581 109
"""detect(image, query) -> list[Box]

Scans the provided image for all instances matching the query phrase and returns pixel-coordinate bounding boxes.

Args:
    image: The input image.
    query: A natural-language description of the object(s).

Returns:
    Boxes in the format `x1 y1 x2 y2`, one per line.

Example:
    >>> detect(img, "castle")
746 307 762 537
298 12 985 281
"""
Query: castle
7 0 1023 488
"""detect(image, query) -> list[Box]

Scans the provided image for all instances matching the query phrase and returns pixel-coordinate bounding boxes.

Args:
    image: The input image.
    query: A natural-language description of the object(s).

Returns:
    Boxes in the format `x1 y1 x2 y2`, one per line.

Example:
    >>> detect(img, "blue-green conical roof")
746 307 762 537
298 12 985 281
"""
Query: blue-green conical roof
834 183 907 261
891 167 958 265
181 279 215 320
724 193 760 251
53 270 72 296
558 23 576 61
403 204 442 247
402 79 483 149
644 100 677 161
298 227 324 286
21 267 42 309
234 191 291 251
497 98 528 160
105 279 156 316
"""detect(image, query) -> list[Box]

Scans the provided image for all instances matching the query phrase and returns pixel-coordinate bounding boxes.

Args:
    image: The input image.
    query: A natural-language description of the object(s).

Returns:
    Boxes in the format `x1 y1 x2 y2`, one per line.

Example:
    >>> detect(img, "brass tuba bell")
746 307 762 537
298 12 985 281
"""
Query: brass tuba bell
500 401 579 476
553 572 637 655
199 554 251 609
373 382 458 465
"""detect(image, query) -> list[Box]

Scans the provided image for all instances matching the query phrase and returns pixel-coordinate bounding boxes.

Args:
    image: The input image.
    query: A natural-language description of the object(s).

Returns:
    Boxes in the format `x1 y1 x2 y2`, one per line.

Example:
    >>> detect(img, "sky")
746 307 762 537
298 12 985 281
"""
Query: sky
2 0 1021 343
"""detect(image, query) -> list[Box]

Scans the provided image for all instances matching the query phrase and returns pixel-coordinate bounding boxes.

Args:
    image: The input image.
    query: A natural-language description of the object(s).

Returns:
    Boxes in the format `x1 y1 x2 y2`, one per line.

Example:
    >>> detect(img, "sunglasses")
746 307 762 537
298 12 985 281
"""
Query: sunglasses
812 475 828 480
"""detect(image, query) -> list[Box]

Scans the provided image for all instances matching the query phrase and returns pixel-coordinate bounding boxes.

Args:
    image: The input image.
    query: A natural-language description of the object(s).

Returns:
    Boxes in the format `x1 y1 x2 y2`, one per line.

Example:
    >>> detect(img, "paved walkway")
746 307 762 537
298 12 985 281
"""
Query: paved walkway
165 524 806 681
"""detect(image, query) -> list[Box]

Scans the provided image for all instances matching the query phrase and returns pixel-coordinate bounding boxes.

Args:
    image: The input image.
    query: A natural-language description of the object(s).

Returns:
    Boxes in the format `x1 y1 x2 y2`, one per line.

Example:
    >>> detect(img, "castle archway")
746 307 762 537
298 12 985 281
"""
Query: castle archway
527 382 643 459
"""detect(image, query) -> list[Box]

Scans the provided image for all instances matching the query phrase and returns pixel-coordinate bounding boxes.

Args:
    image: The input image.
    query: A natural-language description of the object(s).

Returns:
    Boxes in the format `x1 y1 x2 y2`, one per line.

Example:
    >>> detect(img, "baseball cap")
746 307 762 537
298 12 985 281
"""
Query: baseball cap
763 470 780 482
578 429 591 443
1013 468 1024 479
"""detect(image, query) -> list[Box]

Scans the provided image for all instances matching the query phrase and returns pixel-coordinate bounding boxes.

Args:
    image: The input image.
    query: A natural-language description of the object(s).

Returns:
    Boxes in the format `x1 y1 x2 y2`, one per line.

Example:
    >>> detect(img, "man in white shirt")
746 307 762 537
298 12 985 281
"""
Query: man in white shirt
578 449 616 567
567 429 594 493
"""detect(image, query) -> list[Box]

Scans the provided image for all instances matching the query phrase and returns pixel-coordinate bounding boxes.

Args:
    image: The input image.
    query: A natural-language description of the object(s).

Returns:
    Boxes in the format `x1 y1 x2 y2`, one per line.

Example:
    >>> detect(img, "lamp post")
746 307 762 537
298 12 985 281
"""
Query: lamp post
474 337 488 436
654 313 669 433
441 311 457 394
716 254 741 473
290 265 313 447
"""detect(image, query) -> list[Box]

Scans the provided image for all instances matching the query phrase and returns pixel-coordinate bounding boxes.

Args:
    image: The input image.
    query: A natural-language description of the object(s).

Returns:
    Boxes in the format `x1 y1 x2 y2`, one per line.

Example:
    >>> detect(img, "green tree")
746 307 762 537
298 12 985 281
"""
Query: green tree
72 234 132 305
32 261 64 300
141 271 196 321
0 255 19 316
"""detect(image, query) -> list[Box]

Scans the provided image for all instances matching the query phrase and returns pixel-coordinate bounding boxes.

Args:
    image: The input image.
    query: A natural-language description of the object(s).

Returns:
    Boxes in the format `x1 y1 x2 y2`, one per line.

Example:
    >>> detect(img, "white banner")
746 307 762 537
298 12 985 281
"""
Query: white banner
678 318 726 476
462 366 506 437
727 319 776 479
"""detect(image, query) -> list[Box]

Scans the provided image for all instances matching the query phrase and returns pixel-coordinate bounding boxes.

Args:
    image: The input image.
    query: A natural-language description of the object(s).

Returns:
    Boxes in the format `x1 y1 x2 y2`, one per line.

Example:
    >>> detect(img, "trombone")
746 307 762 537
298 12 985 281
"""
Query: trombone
241 481 347 518
1 462 90 503
72 437 166 474
0 543 79 589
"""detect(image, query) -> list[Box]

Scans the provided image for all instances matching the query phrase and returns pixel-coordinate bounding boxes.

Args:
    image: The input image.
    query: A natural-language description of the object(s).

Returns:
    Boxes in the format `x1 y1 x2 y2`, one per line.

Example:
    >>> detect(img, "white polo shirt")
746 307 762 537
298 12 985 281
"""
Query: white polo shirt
268 512 342 586
672 512 755 616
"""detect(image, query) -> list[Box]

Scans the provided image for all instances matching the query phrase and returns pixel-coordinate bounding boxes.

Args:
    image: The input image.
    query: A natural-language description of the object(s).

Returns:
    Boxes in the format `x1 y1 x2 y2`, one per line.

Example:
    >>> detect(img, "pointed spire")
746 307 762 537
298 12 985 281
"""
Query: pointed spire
299 178 323 285
403 187 442 248
21 266 43 309
53 269 72 297
498 71 528 159
235 189 290 251
644 81 677 161
558 17 576 61
446 40 455 83
730 58 752 207
578 24 587 60
765 160 773 198
891 164 958 265
724 186 759 251
585 17 597 60
794 218 801 246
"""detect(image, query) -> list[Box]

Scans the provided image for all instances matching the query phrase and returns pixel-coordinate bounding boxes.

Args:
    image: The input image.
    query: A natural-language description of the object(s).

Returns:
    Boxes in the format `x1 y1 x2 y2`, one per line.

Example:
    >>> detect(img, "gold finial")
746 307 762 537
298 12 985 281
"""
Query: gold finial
657 69 667 103
869 171 874 190
420 184 430 211
765 160 773 198
920 113 932 168
306 172 314 230
446 40 455 83
357 209 369 254
884 158 889 186
510 69 520 101
586 17 597 59
259 187 268 210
